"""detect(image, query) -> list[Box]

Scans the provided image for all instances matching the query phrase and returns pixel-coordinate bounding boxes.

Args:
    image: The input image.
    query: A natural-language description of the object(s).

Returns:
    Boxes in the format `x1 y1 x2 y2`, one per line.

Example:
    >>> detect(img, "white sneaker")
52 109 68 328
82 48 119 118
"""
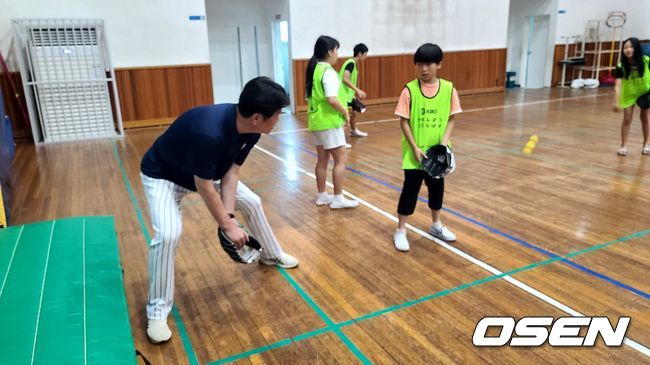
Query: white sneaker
260 252 299 269
393 229 410 252
350 129 368 137
329 196 359 209
315 193 332 206
429 225 457 242
147 319 172 344
345 143 352 149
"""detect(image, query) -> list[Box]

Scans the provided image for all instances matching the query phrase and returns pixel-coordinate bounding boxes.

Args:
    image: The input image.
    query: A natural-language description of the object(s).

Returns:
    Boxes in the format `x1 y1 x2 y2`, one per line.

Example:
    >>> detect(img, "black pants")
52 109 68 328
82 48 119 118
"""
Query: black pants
397 169 444 216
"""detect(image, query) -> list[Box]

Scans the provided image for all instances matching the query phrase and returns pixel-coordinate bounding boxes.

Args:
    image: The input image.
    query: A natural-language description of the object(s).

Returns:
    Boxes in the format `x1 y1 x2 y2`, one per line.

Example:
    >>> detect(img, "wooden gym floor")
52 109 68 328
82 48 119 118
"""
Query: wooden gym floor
9 87 650 364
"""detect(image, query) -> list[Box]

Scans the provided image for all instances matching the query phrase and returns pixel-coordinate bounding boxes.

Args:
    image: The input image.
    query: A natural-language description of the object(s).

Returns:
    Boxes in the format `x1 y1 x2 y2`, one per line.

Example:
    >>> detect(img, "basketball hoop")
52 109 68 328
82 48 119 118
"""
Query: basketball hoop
601 11 627 86
605 11 626 28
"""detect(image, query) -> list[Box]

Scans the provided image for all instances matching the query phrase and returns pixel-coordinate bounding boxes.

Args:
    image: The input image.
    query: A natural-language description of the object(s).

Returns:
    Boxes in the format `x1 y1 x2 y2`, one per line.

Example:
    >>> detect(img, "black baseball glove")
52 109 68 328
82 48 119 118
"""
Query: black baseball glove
218 226 263 264
421 144 455 179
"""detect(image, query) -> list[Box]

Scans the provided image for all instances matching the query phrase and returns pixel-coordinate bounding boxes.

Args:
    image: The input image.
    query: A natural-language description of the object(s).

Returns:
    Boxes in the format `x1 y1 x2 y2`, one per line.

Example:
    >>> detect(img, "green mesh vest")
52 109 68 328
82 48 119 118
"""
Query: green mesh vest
338 58 358 103
402 78 453 170
618 55 650 108
308 63 344 131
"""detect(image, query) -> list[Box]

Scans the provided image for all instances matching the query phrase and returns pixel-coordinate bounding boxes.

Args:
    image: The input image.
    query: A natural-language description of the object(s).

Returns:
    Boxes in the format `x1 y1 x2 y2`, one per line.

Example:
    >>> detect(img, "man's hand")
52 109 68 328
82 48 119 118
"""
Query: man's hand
222 221 248 249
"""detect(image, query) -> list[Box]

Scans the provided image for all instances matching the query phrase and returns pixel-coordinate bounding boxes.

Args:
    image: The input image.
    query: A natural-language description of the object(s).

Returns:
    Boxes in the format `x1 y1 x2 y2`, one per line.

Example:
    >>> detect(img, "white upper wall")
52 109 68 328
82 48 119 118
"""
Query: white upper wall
506 0 558 87
0 0 210 68
205 0 289 103
3 0 646 70
289 0 510 59
556 0 650 43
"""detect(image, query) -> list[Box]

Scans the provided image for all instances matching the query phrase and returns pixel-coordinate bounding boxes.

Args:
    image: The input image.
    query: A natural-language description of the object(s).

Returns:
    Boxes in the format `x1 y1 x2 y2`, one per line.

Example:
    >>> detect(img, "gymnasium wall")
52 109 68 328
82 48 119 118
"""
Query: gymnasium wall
0 0 210 67
505 0 558 88
0 0 213 134
289 0 510 109
551 0 650 86
556 0 650 43
205 0 290 105
2 0 649 134
292 50 507 111
288 0 510 58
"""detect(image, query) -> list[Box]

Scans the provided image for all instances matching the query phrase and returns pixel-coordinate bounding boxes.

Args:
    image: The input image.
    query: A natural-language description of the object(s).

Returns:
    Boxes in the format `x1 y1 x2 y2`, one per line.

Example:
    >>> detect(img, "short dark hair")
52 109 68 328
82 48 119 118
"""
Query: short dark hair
238 77 290 118
353 43 368 57
414 43 443 64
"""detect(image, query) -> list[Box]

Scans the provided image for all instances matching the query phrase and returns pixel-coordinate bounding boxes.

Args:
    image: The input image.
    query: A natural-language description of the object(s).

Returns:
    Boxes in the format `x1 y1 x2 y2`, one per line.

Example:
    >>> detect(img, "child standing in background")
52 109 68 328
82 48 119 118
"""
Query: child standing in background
339 43 369 140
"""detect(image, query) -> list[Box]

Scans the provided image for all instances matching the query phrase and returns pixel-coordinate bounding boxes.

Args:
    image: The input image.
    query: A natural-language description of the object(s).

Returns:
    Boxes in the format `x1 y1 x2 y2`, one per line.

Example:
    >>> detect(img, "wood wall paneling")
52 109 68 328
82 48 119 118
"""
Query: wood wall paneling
9 43 646 136
2 64 213 137
292 48 507 110
114 64 213 127
5 50 519 133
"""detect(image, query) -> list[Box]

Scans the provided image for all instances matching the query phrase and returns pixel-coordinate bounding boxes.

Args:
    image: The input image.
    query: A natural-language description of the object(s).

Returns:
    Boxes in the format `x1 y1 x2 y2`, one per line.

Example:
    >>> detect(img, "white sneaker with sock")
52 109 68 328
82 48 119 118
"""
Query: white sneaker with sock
260 252 299 269
147 319 172 343
329 195 359 209
393 229 410 251
350 129 368 137
315 192 332 206
429 224 457 241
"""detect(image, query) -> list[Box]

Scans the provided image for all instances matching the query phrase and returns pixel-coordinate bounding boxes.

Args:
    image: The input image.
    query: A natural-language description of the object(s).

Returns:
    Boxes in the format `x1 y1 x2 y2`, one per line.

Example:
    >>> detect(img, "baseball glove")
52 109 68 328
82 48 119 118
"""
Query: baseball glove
421 144 455 179
218 225 263 264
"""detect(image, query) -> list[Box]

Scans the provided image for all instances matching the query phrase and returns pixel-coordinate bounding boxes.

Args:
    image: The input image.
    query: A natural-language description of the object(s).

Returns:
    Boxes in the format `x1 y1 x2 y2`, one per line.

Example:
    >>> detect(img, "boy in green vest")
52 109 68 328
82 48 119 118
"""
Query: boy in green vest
339 43 369 139
393 43 462 251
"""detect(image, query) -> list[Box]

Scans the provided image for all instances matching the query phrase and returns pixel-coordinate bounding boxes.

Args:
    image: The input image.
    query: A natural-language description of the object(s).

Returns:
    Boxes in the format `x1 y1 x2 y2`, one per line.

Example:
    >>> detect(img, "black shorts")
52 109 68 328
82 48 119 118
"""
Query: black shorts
636 91 650 109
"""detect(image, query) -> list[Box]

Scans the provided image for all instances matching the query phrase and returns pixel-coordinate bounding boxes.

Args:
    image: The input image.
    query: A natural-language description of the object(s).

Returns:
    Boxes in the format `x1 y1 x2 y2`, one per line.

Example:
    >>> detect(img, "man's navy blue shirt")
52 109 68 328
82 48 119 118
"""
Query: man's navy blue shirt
141 104 260 191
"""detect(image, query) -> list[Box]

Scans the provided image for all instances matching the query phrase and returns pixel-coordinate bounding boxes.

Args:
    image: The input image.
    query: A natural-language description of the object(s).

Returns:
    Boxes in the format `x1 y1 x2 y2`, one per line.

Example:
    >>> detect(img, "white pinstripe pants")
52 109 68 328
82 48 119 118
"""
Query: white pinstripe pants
140 173 285 320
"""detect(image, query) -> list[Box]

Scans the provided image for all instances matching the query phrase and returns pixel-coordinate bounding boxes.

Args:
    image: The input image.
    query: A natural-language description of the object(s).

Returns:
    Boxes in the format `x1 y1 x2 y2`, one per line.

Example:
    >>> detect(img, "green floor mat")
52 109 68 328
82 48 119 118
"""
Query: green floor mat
0 216 135 364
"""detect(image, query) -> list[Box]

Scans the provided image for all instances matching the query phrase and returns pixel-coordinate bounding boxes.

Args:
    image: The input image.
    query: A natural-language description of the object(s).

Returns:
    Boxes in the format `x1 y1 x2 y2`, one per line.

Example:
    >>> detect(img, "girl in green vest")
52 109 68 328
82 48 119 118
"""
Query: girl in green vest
612 37 650 156
339 43 369 139
306 35 359 209
392 43 462 251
